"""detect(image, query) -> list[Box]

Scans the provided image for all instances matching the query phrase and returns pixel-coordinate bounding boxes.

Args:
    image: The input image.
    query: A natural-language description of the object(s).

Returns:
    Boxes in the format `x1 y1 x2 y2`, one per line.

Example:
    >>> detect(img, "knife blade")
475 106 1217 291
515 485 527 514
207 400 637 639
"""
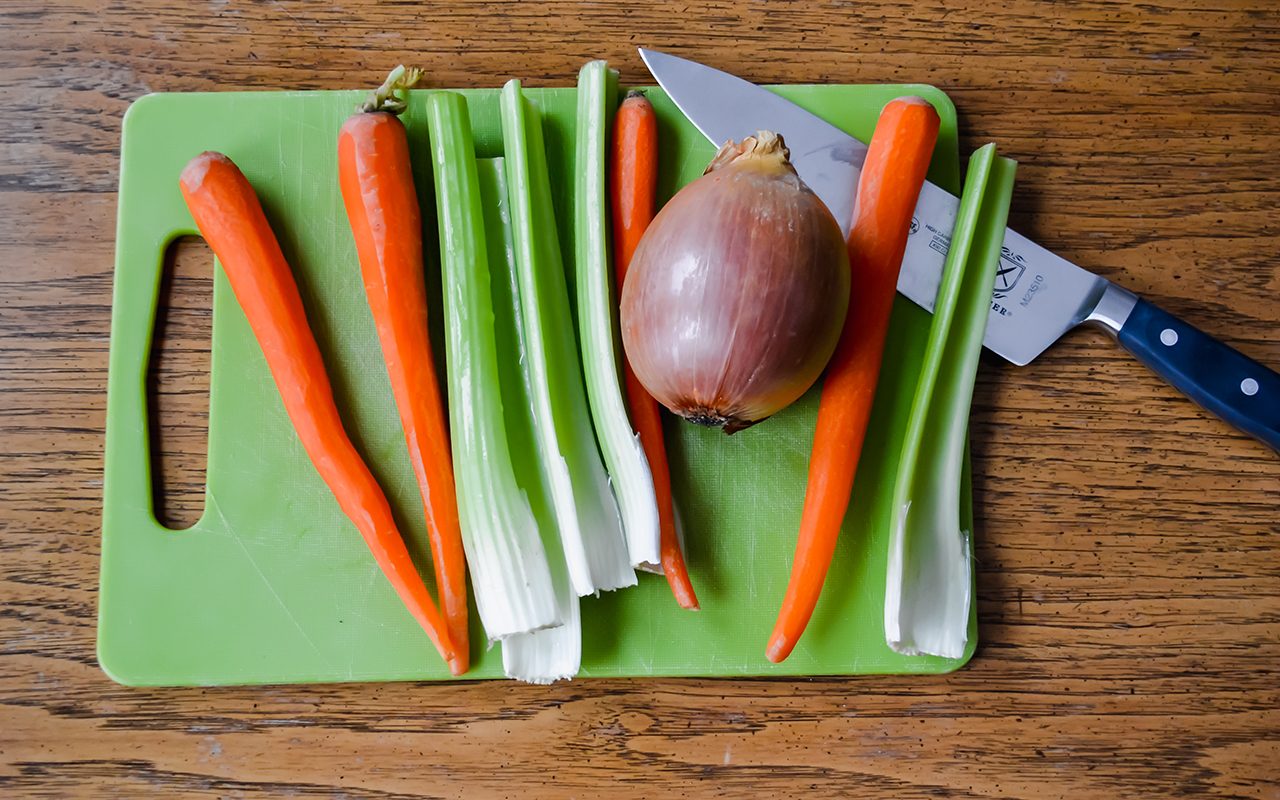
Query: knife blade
639 48 1279 451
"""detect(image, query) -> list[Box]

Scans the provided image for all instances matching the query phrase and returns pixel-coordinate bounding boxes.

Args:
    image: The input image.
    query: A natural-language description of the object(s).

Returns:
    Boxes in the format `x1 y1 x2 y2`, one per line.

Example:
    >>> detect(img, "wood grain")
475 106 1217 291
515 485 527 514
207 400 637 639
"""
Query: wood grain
2 0 1277 797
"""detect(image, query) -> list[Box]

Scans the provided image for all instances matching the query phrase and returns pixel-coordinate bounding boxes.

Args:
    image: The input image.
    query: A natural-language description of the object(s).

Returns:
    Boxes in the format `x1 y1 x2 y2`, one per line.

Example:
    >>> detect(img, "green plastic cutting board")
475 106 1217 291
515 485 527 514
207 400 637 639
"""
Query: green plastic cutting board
101 82 975 685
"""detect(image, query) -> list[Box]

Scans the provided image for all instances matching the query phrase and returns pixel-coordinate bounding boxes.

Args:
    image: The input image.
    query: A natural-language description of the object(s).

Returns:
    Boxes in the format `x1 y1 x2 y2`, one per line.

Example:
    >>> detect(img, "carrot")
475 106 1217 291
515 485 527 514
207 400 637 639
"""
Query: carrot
767 97 941 663
179 151 460 672
339 67 470 673
610 90 699 610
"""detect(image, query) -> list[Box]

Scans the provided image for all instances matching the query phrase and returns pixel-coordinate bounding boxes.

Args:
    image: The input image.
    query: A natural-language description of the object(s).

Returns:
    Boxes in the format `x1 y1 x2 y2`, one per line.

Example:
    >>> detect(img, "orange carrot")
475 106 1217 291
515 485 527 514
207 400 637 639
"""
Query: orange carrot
767 97 940 662
610 91 699 610
179 151 460 672
339 69 470 674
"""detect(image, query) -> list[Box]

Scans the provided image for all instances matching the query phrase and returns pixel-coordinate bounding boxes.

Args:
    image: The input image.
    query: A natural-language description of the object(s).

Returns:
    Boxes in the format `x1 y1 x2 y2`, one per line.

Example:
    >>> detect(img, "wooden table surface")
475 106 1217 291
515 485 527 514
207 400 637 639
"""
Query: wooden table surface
2 1 1278 797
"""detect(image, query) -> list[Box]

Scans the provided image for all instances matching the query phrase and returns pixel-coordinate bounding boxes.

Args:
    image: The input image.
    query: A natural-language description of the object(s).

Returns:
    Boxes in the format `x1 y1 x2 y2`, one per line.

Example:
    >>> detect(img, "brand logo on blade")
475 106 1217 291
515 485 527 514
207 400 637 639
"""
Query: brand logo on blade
992 246 1026 299
909 217 920 235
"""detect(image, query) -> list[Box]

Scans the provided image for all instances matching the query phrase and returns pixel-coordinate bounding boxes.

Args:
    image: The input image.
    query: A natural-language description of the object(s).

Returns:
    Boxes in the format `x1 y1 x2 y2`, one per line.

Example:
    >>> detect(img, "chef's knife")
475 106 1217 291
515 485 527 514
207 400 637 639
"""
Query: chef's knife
640 48 1279 451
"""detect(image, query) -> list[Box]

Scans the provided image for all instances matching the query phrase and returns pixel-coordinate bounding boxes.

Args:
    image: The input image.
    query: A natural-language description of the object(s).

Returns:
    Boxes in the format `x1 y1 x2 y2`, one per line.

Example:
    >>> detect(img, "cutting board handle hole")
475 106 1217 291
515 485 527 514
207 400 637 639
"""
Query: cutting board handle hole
147 235 213 531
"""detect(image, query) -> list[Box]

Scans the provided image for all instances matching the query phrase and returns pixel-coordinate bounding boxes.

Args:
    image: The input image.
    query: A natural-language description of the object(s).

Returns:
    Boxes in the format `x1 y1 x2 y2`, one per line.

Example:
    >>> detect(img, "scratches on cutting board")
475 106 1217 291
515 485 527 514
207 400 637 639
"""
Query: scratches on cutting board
208 494 331 667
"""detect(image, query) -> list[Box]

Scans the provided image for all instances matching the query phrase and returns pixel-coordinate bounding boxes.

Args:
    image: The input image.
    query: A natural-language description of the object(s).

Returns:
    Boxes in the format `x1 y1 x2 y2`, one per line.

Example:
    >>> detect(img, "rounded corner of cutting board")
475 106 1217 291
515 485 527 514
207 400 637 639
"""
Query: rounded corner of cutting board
895 84 957 123
121 91 176 134
96 628 150 688
940 637 980 674
121 91 161 121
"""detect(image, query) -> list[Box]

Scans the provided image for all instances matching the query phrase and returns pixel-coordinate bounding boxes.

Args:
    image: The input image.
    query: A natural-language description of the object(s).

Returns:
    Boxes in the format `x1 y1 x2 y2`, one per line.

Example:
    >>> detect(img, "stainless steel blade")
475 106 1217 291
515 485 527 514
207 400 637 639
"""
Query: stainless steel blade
639 48 1119 366
902 183 1113 366
638 48 868 237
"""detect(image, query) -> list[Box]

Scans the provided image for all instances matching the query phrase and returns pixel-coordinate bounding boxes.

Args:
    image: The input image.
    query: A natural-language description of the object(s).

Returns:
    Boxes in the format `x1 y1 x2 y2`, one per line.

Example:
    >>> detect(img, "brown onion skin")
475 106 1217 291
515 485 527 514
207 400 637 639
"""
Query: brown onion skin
620 133 850 433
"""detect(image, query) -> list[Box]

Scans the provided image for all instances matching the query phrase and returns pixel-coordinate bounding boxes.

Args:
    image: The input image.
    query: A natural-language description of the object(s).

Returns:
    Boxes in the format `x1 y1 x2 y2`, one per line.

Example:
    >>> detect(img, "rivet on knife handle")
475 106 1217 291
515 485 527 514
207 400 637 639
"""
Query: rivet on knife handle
1116 299 1280 451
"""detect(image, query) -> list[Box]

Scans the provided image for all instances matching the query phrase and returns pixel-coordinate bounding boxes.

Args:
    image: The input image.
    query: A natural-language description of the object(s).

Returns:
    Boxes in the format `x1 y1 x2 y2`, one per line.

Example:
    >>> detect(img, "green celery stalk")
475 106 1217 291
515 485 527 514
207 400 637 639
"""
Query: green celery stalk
499 79 636 596
476 157 580 683
573 60 662 569
885 144 1017 659
425 92 559 641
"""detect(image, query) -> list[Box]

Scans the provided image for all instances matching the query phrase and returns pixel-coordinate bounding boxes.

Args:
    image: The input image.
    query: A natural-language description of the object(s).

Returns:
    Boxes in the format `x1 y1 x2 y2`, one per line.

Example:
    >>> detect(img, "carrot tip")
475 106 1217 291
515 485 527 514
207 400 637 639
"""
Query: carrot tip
666 573 700 611
179 151 234 193
674 593 700 611
765 636 793 664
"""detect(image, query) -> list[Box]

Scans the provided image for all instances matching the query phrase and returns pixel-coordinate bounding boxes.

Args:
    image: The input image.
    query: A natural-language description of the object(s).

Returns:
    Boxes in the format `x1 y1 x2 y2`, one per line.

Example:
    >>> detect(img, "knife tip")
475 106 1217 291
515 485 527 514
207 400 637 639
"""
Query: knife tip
637 47 670 62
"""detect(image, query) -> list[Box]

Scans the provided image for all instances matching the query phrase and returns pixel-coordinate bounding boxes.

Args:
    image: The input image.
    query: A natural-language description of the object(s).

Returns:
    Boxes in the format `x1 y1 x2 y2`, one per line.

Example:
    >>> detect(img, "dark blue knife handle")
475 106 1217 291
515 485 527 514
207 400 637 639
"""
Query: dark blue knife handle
1117 298 1279 452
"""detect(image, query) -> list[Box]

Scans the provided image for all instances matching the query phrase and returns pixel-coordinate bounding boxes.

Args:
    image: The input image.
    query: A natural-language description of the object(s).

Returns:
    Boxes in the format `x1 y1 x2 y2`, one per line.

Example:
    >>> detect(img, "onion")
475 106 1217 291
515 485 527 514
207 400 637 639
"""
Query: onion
620 131 850 433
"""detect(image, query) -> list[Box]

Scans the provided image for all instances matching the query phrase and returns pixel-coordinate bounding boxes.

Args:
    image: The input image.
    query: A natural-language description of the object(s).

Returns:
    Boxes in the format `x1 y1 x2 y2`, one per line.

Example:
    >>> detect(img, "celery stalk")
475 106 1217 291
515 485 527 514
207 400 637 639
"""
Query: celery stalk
573 60 662 570
499 80 636 597
885 144 1017 659
476 158 581 682
425 92 559 641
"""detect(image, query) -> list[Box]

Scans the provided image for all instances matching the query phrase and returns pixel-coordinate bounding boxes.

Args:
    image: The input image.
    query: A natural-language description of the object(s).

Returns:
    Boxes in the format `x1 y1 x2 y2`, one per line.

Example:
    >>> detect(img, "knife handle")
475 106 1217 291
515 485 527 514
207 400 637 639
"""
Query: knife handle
1117 298 1280 452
